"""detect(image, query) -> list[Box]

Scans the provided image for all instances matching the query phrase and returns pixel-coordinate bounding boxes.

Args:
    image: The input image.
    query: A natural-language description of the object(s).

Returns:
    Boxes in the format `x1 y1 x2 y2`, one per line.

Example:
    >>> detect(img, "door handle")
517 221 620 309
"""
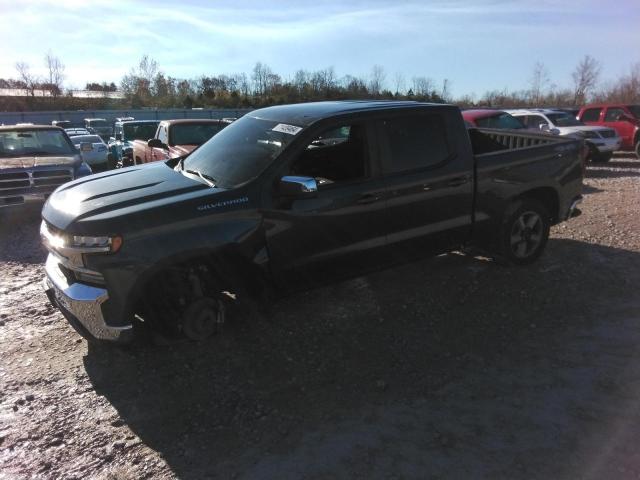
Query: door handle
357 194 381 205
447 176 470 187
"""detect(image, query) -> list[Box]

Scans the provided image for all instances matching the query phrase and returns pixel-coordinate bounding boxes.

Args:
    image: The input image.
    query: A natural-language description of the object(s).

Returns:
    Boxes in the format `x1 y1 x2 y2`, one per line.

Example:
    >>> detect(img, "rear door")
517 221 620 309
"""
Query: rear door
375 110 474 260
264 119 389 289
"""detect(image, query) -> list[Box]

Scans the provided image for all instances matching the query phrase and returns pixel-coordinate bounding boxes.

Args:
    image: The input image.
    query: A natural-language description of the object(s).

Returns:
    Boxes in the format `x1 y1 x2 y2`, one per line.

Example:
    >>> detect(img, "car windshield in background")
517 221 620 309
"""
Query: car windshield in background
88 120 108 127
475 113 524 129
0 129 77 157
547 113 584 127
182 116 297 188
123 123 158 140
626 105 640 119
70 135 103 144
170 123 225 146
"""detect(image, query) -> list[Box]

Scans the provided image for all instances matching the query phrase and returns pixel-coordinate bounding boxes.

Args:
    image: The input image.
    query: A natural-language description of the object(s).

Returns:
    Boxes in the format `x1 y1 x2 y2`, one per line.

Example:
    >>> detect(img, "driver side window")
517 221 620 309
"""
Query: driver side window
289 124 369 187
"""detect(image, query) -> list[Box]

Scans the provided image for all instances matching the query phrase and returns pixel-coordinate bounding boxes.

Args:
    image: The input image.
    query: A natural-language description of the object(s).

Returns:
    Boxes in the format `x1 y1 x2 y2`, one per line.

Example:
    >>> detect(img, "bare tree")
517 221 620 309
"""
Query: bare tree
441 78 451 102
411 76 434 98
15 62 38 97
529 61 550 106
44 51 65 99
572 55 601 105
393 72 406 95
368 65 386 95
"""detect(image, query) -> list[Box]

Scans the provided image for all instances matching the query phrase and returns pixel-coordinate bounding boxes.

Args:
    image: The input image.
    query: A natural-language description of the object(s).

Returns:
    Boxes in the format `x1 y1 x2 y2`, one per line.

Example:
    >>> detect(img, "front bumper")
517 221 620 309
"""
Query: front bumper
588 137 621 153
43 254 133 342
1 191 51 208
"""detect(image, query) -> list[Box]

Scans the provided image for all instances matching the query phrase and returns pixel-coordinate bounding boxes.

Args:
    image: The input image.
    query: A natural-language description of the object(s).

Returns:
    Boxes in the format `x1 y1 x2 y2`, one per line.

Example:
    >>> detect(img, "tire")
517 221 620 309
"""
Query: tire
498 198 551 266
594 152 612 163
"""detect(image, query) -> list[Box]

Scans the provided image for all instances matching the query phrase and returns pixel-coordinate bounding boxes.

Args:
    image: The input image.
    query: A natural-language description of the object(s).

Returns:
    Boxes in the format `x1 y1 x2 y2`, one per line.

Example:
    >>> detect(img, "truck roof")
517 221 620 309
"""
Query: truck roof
247 100 450 127
159 119 232 126
0 124 63 132
116 120 160 126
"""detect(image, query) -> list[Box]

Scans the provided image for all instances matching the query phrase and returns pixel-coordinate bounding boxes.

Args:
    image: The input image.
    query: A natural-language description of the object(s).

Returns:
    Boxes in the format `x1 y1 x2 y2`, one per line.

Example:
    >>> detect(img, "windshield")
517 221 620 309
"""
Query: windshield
170 123 226 146
626 105 640 119
70 135 103 144
547 113 583 127
183 116 297 188
0 129 77 157
475 113 524 129
123 123 158 141
88 120 107 127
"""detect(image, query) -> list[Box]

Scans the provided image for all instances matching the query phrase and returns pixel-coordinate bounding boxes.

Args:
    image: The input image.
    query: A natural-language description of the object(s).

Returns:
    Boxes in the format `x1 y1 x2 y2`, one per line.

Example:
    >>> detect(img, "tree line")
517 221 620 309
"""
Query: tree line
1 52 639 112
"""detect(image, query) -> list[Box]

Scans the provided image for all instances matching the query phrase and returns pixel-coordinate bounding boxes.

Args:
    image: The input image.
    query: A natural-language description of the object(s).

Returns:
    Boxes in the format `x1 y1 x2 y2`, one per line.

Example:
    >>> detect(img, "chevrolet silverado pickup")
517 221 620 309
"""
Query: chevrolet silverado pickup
41 101 584 344
130 119 231 165
0 125 92 209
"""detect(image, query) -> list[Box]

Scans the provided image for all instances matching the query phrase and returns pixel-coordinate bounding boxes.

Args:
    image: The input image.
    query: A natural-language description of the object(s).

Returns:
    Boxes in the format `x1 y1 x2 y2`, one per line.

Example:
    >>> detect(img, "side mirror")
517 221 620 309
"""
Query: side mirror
278 176 318 198
539 123 550 131
147 138 167 149
80 142 93 152
115 133 122 141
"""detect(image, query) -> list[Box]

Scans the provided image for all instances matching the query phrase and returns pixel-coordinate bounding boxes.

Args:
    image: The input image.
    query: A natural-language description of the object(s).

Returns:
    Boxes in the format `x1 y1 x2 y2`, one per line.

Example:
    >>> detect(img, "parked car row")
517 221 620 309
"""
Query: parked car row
460 104 640 163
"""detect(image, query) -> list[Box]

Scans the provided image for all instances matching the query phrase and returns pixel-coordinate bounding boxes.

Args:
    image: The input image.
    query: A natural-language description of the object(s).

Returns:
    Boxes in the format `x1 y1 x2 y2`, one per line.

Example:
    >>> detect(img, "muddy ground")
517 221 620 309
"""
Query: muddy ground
1 153 639 479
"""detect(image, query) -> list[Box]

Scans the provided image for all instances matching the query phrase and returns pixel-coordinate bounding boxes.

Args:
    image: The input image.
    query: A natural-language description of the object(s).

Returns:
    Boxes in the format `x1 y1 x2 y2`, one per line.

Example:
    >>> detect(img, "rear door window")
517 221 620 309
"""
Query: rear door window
378 114 451 173
604 108 625 122
581 108 602 122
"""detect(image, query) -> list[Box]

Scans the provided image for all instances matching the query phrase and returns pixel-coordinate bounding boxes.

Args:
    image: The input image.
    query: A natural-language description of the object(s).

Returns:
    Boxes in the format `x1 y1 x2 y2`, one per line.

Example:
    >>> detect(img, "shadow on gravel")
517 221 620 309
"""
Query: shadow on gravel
586 158 640 179
83 238 640 478
0 205 46 264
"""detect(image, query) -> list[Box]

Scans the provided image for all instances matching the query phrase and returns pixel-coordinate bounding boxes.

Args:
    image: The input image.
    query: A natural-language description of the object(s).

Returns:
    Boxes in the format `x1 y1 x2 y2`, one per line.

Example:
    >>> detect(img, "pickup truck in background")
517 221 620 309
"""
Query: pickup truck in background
0 125 92 209
108 120 160 168
84 118 113 141
131 119 231 165
461 109 526 130
41 101 584 344
577 104 640 158
507 108 620 162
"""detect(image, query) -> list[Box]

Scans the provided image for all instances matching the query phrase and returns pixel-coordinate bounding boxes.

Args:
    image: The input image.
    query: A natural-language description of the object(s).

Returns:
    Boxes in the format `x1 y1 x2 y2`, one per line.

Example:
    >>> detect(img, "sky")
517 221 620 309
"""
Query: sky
0 0 638 98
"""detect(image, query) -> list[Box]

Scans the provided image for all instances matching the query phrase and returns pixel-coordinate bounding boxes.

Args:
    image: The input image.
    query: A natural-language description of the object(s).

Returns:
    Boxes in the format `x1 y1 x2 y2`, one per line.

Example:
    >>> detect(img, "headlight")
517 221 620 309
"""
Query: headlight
41 221 122 254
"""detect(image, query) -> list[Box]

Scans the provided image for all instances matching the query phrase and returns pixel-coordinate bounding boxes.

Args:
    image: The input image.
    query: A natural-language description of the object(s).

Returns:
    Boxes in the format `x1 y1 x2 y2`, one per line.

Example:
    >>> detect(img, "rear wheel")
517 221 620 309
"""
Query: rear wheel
499 199 550 265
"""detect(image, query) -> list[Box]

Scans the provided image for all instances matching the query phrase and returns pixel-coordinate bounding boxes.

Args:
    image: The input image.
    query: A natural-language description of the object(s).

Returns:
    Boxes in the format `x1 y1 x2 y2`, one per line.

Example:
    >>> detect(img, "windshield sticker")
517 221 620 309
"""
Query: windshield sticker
197 196 249 212
272 123 302 135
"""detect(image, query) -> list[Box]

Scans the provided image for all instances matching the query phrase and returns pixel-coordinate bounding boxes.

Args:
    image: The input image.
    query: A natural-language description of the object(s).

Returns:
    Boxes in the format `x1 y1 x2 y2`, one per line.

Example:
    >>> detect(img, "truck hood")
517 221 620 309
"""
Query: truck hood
0 154 80 170
171 144 198 156
42 161 211 230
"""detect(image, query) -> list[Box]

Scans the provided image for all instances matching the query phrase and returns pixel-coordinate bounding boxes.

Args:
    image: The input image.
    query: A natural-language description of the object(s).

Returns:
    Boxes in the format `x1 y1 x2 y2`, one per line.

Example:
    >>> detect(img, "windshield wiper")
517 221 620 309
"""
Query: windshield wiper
185 169 216 187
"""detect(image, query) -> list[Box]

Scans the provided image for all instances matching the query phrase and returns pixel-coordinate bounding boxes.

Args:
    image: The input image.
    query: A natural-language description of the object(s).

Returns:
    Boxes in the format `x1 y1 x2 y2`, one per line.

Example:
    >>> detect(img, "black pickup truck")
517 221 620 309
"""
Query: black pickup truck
41 101 584 343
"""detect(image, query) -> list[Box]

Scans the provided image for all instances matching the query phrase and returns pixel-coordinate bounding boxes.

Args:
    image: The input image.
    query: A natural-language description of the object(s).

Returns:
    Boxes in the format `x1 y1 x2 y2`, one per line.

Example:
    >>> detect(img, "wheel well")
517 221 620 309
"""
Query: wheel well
129 250 268 332
514 187 559 223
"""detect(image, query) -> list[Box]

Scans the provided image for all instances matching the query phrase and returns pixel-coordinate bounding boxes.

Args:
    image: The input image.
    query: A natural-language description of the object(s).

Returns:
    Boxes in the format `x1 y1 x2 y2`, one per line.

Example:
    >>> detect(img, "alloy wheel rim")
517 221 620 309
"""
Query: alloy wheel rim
510 211 543 258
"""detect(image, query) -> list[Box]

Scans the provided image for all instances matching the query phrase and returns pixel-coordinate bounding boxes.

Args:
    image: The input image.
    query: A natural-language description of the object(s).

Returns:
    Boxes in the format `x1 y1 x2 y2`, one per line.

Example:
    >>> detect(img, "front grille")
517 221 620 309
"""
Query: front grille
599 130 617 138
0 171 30 190
0 168 73 194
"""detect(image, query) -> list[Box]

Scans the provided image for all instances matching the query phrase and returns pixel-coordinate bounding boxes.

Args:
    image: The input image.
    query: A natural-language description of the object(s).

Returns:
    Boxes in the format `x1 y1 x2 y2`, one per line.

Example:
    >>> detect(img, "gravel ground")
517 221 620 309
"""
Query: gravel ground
1 153 639 479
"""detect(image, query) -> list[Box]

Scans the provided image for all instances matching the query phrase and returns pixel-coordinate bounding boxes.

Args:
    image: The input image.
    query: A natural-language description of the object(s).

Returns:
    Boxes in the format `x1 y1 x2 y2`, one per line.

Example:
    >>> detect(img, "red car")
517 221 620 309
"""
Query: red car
462 109 526 129
578 104 640 158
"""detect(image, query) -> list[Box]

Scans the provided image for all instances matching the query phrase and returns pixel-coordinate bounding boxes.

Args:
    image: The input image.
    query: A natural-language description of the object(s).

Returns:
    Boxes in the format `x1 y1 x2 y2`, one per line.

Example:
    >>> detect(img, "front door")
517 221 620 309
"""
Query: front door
264 121 389 290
